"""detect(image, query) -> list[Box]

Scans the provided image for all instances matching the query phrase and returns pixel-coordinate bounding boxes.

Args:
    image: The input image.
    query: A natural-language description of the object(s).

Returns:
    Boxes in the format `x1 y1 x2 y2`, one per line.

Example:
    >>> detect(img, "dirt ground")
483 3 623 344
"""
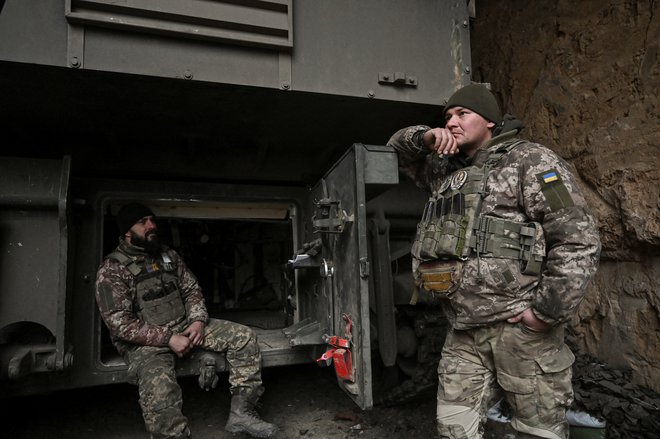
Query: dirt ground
2 363 430 439
2 362 515 439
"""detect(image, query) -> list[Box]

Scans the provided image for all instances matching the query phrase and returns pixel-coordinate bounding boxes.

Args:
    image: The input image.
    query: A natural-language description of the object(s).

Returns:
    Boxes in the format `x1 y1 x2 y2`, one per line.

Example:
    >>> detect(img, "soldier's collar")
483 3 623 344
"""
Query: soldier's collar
118 239 150 258
481 130 519 151
468 130 521 165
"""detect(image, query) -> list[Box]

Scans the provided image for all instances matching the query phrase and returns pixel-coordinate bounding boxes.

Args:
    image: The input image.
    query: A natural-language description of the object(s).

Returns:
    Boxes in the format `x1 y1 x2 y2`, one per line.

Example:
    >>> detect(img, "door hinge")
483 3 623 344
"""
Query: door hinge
312 179 354 234
359 257 369 279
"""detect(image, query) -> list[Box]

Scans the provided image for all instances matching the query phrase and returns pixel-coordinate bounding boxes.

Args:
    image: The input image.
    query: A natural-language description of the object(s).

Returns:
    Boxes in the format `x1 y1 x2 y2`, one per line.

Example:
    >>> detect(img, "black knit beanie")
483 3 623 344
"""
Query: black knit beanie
116 203 155 236
444 84 502 123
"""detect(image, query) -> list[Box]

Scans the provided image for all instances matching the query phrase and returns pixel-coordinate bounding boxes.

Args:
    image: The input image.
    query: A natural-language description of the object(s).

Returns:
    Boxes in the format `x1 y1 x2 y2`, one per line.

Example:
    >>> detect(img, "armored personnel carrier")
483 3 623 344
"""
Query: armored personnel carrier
0 0 472 409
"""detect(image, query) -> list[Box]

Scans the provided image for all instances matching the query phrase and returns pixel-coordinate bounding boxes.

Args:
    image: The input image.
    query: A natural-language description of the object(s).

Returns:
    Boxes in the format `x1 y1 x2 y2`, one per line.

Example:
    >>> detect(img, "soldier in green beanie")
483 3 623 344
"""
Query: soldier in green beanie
387 84 601 439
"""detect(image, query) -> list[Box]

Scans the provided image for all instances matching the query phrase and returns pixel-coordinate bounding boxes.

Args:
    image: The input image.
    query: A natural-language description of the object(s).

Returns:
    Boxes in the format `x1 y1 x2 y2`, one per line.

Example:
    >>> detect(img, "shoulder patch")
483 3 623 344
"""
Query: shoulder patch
535 168 575 212
98 282 116 312
541 171 558 183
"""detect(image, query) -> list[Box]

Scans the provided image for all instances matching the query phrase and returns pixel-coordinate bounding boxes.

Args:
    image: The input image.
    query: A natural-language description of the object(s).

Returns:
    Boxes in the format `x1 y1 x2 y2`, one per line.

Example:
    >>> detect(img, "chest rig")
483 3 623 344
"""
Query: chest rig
108 250 187 326
412 140 544 276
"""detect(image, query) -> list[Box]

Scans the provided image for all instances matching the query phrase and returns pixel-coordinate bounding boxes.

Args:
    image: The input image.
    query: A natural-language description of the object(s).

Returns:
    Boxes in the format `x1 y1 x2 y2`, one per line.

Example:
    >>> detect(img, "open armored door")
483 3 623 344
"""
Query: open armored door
294 144 398 409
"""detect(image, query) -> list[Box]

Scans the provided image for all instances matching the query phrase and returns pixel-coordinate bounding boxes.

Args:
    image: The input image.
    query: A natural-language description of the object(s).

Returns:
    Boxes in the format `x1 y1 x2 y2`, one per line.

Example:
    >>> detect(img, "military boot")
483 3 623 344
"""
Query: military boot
225 394 278 438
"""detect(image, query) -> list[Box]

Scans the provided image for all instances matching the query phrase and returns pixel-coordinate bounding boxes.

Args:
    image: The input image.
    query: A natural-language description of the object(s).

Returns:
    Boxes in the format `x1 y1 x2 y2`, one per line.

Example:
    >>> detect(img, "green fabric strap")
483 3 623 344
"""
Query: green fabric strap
107 251 142 276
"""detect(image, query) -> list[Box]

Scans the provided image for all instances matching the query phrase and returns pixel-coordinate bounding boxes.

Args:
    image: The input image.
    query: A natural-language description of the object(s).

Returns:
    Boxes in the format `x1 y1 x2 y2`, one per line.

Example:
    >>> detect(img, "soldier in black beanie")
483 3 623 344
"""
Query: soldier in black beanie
95 202 278 439
115 203 160 255
116 202 156 237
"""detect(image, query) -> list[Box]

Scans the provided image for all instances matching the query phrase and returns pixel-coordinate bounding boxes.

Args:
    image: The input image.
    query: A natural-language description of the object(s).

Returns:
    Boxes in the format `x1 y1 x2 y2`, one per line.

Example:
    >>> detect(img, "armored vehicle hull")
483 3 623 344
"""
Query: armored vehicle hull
0 0 472 409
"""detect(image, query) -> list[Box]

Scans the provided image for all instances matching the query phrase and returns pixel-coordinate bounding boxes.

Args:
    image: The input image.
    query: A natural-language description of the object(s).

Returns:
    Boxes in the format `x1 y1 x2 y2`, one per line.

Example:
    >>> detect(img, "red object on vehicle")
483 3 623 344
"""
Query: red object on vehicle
316 314 354 382
331 348 353 381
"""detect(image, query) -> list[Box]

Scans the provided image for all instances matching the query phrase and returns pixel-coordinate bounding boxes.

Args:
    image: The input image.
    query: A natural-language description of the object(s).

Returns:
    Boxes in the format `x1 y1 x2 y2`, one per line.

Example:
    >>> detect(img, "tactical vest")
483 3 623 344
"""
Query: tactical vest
108 250 187 326
412 139 545 276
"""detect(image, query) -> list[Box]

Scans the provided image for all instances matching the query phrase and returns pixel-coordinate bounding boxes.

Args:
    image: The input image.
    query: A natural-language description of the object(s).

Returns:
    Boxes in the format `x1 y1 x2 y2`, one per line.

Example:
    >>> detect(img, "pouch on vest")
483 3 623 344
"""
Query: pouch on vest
427 194 470 259
472 216 545 277
411 198 436 259
136 272 187 326
421 196 470 260
417 260 461 294
108 250 188 327
519 222 545 276
412 166 487 261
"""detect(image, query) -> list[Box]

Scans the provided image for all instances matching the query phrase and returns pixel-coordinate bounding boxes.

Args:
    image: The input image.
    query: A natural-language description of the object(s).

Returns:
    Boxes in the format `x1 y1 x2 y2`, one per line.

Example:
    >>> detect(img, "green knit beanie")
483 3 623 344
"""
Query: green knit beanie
444 84 502 123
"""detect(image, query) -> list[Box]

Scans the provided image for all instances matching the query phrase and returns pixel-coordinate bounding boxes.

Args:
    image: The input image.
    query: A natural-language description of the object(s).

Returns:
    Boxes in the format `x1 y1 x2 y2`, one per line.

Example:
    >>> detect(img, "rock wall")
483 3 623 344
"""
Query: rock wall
470 0 659 390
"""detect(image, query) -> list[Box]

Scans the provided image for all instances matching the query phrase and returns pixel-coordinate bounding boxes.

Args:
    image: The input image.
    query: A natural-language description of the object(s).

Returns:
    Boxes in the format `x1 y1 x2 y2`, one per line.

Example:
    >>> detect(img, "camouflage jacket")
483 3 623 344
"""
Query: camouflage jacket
95 240 209 353
388 125 601 328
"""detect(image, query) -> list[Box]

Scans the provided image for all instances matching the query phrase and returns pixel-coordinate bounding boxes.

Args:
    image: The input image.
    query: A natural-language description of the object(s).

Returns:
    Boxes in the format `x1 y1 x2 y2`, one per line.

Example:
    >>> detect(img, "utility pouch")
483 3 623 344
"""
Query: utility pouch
138 291 187 326
198 354 219 391
412 198 442 260
417 260 461 295
410 225 423 259
430 212 468 259
136 272 187 326
519 221 545 276
419 221 444 260
413 196 468 261
410 210 429 259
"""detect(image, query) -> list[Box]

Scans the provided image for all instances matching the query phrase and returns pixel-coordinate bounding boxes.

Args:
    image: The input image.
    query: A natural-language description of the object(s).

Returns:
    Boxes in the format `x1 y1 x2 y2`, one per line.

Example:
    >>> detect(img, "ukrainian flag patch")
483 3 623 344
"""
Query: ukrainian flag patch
542 171 558 183
536 168 574 212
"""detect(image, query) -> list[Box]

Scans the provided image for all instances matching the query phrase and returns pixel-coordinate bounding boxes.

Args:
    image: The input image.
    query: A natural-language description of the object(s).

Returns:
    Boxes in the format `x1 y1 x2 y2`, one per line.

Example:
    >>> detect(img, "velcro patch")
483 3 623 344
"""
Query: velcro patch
98 283 116 311
502 269 515 284
536 168 575 212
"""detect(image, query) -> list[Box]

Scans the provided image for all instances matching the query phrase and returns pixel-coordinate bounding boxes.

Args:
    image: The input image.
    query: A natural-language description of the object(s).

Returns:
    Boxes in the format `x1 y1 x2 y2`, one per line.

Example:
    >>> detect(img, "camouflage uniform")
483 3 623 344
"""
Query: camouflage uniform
388 126 601 439
96 240 264 439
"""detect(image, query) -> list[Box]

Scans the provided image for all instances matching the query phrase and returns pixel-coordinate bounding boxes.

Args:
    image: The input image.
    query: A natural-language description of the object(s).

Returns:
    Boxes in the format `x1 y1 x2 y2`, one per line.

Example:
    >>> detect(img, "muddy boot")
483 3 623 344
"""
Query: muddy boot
225 394 278 438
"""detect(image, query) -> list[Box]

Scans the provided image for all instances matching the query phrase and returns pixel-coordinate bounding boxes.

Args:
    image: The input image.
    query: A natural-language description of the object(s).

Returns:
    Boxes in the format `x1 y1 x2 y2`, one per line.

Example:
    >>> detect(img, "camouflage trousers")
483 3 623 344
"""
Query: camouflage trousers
124 318 263 439
436 322 575 439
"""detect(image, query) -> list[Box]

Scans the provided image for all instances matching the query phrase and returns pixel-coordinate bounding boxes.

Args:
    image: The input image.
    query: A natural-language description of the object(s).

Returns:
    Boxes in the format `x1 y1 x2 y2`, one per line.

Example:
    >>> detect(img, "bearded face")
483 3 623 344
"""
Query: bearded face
129 229 162 255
